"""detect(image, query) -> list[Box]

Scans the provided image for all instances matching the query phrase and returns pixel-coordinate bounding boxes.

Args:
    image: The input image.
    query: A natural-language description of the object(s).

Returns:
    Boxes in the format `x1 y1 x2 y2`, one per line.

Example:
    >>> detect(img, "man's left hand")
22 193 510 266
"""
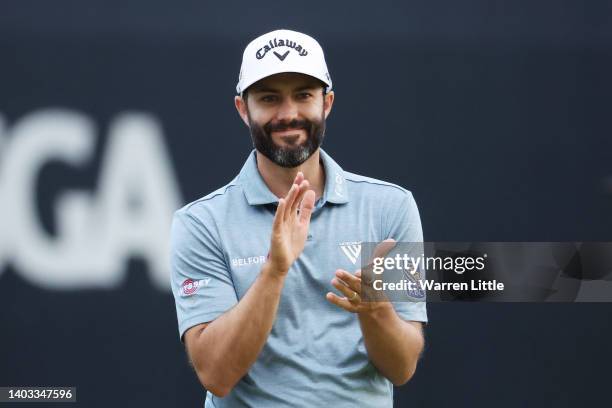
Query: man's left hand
327 239 397 313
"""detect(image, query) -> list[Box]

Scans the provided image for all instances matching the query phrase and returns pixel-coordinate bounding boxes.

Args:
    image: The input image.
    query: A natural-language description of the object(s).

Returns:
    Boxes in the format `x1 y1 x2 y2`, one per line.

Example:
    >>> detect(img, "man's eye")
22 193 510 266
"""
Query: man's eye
297 92 312 100
261 95 278 103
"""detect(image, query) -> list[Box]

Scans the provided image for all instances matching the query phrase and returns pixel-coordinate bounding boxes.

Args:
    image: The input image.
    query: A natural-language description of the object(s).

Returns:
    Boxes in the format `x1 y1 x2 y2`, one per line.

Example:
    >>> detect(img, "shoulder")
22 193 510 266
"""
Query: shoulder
341 170 420 226
343 170 415 202
174 176 243 224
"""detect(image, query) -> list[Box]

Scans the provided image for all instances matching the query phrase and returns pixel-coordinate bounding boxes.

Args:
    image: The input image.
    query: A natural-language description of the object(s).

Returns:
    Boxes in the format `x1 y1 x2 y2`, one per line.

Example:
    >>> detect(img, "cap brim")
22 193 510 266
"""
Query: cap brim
238 66 332 94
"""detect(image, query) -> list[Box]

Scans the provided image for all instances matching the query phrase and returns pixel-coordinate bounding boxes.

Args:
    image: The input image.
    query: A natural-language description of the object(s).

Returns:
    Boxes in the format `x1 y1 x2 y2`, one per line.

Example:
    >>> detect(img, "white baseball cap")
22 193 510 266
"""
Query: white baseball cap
236 29 332 95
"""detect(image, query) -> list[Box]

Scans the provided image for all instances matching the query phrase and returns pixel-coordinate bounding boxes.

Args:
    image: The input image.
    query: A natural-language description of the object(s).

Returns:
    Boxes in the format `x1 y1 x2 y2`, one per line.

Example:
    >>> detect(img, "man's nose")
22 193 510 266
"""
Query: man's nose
275 97 299 122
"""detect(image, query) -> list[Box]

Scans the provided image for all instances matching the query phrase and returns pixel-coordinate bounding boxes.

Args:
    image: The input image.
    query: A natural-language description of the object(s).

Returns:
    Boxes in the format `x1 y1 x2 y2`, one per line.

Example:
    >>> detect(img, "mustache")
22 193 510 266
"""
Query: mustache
264 119 311 133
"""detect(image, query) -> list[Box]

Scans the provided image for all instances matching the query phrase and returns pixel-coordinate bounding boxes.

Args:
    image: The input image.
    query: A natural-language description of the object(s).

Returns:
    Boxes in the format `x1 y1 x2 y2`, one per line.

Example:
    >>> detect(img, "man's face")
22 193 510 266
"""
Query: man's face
239 72 333 168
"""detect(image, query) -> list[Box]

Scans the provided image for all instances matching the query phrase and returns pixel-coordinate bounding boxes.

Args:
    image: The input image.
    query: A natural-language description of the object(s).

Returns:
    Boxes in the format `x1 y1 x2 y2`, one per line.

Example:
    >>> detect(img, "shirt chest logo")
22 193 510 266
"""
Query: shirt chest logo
339 241 362 265
231 255 267 267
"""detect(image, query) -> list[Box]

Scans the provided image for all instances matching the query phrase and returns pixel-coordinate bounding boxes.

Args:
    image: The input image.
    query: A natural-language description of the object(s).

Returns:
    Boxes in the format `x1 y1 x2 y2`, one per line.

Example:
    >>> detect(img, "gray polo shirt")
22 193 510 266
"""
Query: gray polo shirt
171 148 427 408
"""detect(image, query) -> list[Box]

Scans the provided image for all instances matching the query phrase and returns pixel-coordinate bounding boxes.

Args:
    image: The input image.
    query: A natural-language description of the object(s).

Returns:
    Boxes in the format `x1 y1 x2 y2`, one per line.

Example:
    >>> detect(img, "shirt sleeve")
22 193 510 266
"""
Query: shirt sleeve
170 208 238 341
384 190 428 324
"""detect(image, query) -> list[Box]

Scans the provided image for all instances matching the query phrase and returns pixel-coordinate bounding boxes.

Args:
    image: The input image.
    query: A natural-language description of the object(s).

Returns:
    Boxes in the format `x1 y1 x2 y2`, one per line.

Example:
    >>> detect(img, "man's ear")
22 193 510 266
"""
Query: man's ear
234 95 250 127
323 90 335 119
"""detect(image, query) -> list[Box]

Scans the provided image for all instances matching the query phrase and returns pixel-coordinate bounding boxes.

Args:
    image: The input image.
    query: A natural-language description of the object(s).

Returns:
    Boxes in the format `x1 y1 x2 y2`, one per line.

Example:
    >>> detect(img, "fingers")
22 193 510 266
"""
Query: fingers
332 274 362 305
298 190 315 224
283 183 299 221
335 269 361 293
361 239 398 272
291 180 310 215
326 292 357 312
287 172 305 216
355 268 375 287
293 171 304 187
278 172 314 223
272 198 286 232
371 238 397 261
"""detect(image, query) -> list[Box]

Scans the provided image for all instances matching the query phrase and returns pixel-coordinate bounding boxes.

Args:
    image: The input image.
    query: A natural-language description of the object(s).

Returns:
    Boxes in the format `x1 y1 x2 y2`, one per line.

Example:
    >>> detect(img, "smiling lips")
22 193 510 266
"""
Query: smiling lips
272 128 305 144
273 128 304 136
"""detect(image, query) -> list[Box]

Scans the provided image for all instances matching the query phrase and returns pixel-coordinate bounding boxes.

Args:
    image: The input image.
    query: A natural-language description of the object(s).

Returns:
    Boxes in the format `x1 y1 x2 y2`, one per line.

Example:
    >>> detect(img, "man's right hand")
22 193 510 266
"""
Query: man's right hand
184 172 315 397
266 172 316 276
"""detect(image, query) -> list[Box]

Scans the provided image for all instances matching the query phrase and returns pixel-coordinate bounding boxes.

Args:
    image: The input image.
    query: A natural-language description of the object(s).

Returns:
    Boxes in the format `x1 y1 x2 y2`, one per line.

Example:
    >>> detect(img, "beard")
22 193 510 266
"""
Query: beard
247 109 326 168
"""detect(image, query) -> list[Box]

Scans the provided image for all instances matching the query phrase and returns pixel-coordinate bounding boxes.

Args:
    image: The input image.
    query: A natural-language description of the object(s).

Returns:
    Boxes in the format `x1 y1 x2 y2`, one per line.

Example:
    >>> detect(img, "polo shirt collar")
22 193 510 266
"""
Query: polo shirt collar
239 148 349 206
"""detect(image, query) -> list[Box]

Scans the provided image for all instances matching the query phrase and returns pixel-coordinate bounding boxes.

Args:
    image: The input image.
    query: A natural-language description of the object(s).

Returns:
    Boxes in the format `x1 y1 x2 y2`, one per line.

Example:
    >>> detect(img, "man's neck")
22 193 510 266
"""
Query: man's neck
256 150 325 200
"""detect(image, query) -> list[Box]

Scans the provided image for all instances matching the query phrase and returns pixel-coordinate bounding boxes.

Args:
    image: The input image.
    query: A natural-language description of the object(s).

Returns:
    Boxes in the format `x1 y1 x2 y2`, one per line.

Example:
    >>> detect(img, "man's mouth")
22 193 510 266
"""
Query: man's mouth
272 128 304 137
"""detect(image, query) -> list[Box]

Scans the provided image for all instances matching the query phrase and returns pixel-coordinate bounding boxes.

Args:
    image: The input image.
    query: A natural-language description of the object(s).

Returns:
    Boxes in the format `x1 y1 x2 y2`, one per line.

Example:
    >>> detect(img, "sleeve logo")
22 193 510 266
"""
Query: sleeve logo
180 278 210 296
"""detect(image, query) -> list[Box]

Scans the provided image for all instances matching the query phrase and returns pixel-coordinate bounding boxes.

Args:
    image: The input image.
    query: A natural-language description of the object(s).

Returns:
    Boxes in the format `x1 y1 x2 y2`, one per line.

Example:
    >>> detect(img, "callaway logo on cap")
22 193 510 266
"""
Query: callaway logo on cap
236 29 333 95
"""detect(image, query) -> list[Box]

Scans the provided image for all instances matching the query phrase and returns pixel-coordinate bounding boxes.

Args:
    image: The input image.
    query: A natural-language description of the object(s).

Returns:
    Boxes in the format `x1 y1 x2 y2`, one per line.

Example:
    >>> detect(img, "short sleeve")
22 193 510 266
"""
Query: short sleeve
384 191 428 324
170 209 238 341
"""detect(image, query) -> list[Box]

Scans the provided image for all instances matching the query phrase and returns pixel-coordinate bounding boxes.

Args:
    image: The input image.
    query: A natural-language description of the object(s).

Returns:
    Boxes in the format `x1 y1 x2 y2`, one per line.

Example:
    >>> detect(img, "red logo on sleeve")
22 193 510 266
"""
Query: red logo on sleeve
182 279 199 296
179 278 211 297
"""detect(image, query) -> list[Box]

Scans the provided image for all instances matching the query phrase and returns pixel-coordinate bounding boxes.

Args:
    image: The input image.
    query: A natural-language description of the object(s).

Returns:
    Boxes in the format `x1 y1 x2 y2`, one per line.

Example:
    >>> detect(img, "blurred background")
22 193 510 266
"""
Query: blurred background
1 1 611 406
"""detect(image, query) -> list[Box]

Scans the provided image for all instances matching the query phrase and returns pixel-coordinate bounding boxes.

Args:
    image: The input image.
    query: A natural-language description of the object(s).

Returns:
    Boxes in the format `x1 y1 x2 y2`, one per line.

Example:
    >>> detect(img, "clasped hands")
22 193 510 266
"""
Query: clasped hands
267 172 395 314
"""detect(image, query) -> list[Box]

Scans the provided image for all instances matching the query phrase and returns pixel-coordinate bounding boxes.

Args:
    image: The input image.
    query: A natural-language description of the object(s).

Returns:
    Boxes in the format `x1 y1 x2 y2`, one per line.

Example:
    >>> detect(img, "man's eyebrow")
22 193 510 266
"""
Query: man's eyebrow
294 85 321 92
249 87 279 94
249 84 322 94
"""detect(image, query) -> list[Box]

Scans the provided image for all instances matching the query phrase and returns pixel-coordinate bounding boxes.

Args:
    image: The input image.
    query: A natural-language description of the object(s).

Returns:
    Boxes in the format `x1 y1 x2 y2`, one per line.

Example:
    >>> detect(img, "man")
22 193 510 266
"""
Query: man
171 29 427 407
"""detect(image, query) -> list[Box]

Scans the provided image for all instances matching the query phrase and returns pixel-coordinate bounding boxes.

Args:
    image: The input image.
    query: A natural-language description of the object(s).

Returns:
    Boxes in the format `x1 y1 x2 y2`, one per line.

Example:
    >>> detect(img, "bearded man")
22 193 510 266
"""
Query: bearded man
171 29 427 408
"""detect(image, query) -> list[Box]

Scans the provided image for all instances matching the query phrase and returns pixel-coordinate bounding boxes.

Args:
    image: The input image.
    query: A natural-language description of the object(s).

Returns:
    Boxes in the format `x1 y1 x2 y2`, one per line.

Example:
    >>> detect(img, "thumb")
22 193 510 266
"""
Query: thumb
366 238 397 265
373 238 396 259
